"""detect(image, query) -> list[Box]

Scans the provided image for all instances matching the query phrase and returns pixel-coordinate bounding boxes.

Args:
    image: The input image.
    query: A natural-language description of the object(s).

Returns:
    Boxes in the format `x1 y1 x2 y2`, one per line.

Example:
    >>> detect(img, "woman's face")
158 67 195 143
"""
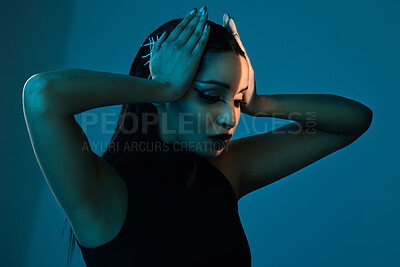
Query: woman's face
157 51 249 158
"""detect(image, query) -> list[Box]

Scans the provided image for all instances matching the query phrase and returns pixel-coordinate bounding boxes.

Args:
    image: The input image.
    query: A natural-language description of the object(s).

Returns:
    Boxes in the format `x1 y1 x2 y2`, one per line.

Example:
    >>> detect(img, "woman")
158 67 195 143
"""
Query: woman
22 5 373 267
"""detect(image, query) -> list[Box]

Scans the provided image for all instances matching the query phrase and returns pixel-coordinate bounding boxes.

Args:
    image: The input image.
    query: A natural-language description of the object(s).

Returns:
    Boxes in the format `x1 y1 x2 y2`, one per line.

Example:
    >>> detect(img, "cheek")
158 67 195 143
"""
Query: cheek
235 109 241 122
190 103 211 134
169 100 207 134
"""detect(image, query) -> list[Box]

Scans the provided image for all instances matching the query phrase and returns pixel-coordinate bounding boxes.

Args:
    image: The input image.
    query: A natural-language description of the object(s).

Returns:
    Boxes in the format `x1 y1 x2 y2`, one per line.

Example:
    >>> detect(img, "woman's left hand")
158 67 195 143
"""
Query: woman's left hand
223 13 259 116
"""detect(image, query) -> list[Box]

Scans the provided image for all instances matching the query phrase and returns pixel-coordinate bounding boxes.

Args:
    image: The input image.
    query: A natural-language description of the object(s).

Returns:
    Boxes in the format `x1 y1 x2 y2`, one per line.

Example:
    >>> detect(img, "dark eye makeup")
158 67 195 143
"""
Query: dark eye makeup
192 87 247 108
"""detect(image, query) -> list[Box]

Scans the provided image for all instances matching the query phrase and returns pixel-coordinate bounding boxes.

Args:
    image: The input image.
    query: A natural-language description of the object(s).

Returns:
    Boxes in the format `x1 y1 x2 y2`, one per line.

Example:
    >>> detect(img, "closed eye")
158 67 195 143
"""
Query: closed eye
193 88 247 108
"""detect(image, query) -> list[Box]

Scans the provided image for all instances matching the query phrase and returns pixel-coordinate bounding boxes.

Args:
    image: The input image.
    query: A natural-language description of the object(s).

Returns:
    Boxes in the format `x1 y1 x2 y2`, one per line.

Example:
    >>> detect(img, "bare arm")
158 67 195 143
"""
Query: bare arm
22 8 209 247
30 68 171 116
22 70 171 247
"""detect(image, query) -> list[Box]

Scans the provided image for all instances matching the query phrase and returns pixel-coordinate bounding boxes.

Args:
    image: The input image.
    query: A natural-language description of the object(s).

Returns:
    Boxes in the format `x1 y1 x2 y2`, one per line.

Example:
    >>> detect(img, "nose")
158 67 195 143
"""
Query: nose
216 105 237 130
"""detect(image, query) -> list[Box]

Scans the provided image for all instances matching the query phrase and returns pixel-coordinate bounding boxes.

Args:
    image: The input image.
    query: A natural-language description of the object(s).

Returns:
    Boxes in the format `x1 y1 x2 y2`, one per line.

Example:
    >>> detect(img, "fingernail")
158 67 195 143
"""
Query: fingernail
226 12 230 18
199 5 206 14
203 7 208 15
190 8 197 14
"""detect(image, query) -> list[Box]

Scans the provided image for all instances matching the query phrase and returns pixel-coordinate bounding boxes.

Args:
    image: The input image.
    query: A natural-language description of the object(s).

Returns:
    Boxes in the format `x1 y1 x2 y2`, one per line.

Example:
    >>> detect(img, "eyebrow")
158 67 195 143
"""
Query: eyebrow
195 80 248 93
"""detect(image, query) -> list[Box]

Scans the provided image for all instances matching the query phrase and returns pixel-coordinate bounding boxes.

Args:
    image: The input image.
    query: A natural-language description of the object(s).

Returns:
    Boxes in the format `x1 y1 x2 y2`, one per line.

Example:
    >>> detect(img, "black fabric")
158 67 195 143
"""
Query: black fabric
77 144 251 266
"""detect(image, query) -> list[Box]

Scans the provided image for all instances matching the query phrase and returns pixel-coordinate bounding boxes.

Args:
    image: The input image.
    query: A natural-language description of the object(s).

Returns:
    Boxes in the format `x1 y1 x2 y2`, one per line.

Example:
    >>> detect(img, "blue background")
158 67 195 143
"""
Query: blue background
2 0 398 266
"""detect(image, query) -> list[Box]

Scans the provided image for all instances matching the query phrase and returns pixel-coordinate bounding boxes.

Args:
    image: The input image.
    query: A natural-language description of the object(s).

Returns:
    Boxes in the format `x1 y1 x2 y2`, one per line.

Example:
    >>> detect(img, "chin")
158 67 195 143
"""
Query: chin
194 147 225 158
183 138 227 158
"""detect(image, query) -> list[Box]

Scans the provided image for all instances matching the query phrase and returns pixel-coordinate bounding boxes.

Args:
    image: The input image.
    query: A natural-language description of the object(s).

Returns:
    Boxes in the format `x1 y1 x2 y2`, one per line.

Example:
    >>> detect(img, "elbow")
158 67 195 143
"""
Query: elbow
363 107 373 132
353 106 373 136
22 73 53 114
360 105 373 129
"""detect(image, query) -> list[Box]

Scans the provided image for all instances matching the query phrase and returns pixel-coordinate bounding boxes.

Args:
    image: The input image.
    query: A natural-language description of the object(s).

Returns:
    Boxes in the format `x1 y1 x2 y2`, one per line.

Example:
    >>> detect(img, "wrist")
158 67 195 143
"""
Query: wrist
152 78 175 102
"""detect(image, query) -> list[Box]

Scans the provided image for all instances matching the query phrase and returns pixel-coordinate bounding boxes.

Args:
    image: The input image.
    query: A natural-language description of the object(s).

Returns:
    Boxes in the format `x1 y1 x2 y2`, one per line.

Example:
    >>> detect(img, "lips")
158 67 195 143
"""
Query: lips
209 133 232 142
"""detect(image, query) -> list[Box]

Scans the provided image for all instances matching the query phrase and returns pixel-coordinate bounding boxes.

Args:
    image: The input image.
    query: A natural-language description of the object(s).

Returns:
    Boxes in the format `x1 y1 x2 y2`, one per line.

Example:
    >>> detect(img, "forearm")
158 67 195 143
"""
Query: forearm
254 93 373 134
24 68 171 116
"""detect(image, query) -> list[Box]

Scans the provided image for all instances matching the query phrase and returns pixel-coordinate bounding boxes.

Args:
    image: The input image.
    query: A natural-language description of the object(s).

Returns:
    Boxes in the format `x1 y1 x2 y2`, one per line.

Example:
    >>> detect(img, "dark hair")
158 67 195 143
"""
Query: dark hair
62 18 245 266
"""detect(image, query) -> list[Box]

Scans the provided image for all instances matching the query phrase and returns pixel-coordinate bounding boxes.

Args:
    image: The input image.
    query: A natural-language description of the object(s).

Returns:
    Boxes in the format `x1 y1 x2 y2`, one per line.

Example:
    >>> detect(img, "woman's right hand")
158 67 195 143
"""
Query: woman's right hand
149 6 210 101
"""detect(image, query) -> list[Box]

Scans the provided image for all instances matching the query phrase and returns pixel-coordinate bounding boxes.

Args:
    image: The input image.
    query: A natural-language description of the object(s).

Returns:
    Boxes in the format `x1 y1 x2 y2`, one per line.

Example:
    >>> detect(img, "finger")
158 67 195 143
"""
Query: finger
223 13 231 32
229 18 246 53
191 23 210 55
167 8 197 42
151 31 167 56
229 17 239 37
235 35 247 58
226 17 252 67
185 10 208 51
176 7 204 46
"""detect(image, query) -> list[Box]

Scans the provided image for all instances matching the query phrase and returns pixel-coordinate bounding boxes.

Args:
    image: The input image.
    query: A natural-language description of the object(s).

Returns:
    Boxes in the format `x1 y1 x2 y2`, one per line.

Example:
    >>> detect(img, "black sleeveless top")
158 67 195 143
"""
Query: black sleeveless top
76 145 251 266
